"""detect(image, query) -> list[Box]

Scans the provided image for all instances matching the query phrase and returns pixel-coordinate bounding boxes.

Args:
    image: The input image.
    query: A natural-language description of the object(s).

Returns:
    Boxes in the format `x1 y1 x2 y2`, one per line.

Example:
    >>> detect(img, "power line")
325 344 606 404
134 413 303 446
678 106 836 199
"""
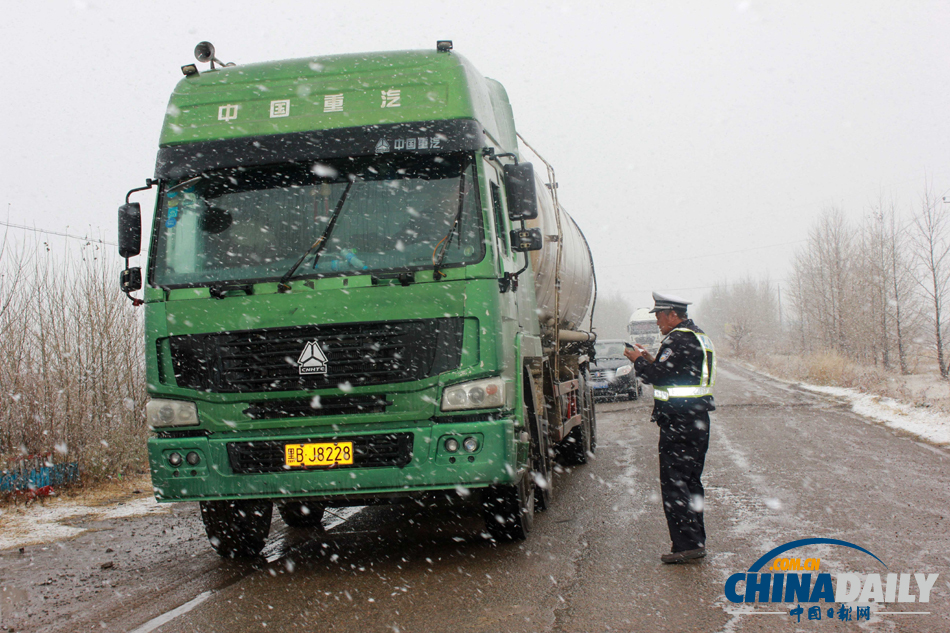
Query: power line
0 220 116 247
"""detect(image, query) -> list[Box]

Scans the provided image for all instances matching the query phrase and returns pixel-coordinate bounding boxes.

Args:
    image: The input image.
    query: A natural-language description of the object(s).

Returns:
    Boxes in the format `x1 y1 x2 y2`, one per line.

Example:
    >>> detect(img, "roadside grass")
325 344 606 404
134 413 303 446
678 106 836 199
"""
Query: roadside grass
740 350 950 414
0 472 152 510
54 472 153 506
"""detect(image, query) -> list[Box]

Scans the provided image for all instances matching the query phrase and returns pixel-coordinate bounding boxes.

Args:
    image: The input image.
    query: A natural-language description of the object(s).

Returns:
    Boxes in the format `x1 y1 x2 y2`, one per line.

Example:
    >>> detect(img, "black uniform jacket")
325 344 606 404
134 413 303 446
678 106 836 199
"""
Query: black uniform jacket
633 319 715 422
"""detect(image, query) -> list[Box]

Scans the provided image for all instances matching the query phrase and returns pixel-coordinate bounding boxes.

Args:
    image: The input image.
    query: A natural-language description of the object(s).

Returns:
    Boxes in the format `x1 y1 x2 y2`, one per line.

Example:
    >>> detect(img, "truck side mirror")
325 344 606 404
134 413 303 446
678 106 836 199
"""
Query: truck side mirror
510 227 543 252
118 202 142 258
503 163 539 221
121 267 142 293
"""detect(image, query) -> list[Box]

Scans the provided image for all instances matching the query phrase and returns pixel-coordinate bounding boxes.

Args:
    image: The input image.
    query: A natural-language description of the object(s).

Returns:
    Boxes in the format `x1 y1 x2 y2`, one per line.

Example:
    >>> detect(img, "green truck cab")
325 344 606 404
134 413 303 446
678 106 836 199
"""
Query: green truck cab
118 42 597 557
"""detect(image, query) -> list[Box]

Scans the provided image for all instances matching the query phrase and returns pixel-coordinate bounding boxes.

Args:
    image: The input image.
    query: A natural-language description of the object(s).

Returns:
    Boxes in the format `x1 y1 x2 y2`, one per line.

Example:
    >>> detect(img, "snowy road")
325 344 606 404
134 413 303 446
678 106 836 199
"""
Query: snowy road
2 361 949 632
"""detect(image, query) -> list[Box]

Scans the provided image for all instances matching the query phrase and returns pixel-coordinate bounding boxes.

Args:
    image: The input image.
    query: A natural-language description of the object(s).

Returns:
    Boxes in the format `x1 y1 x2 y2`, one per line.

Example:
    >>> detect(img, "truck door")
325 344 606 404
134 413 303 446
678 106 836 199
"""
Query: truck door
483 158 539 337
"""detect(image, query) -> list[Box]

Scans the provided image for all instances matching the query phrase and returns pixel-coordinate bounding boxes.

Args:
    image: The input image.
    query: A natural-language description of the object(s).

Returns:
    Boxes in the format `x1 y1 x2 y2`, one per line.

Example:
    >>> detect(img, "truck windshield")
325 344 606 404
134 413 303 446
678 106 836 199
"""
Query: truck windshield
150 153 483 287
629 321 660 335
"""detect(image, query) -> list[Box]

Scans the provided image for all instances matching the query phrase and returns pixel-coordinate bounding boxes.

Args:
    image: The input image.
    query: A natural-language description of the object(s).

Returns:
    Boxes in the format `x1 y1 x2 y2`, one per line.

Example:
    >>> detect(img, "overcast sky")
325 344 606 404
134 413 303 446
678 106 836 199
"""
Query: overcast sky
1 0 948 312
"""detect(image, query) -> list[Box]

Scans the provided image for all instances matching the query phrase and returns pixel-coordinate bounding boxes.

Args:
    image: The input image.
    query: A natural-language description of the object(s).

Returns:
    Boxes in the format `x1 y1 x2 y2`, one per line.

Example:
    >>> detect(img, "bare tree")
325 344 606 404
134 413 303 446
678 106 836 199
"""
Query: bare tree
0 237 146 479
861 200 890 367
910 186 950 377
700 277 779 358
886 203 916 374
790 207 857 356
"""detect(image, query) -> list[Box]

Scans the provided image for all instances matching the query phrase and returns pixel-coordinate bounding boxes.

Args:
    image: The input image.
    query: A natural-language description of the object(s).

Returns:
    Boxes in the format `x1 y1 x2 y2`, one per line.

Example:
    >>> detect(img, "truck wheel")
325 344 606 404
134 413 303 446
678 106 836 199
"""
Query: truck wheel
560 383 593 465
278 500 326 528
482 473 534 541
200 499 273 558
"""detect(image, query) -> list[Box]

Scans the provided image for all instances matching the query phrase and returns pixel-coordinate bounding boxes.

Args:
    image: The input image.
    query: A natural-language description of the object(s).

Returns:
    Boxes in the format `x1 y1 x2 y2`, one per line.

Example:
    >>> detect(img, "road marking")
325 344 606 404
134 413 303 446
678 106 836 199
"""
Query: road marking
128 590 213 633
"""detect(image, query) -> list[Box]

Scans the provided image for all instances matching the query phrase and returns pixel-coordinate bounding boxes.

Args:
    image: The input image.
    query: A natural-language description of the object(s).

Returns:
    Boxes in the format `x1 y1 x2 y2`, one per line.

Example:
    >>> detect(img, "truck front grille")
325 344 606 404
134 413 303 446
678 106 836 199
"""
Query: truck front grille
243 395 391 420
168 318 463 393
226 433 413 473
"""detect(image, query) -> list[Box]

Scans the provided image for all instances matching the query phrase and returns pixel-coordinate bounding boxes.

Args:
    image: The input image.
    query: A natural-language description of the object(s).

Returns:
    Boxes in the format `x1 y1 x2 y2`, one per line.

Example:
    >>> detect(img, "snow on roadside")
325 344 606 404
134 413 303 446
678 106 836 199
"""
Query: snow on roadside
799 383 950 446
0 497 170 551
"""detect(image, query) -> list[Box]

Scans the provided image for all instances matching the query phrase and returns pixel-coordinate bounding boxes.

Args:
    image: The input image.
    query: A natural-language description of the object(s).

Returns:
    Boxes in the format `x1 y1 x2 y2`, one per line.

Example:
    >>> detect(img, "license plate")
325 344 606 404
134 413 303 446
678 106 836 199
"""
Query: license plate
591 381 608 389
284 442 354 467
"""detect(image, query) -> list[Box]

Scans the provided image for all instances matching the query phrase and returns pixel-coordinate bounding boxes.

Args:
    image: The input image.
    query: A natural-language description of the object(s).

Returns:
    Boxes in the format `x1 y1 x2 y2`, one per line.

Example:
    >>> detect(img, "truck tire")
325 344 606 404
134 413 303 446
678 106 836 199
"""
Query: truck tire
482 473 534 541
200 499 273 558
559 380 593 465
278 500 326 528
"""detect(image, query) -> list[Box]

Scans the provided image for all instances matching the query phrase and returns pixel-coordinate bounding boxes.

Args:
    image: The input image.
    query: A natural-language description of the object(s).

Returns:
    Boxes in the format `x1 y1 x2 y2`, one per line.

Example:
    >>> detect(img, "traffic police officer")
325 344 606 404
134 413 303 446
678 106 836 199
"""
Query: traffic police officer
624 292 716 564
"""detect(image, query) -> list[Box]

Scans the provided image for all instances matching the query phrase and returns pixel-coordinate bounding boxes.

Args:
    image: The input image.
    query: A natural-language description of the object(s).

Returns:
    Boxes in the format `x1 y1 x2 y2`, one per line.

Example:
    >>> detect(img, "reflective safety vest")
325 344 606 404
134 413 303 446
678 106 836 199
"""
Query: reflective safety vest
652 328 717 401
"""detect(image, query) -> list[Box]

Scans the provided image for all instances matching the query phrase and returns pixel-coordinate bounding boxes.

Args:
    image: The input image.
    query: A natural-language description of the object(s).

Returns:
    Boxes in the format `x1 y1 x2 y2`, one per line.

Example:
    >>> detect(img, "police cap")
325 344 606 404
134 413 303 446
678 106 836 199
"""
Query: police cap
648 291 692 314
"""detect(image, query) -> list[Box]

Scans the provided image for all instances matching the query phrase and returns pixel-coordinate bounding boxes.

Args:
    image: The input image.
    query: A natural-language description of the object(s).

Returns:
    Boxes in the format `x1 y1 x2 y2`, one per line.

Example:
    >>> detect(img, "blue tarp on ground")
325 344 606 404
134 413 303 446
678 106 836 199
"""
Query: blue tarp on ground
0 460 80 492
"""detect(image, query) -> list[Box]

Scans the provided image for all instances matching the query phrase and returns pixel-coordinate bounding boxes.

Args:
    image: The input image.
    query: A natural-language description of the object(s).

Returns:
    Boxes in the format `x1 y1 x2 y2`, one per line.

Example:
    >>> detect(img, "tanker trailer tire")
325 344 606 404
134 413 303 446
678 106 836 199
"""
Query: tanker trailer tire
559 381 593 466
200 499 273 558
278 500 327 528
482 472 534 542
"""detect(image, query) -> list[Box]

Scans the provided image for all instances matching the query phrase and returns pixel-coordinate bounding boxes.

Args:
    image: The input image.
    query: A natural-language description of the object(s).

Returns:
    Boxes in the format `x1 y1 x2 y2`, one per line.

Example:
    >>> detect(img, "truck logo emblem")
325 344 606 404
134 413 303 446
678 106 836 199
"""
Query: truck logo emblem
218 104 239 122
297 340 328 375
375 138 391 154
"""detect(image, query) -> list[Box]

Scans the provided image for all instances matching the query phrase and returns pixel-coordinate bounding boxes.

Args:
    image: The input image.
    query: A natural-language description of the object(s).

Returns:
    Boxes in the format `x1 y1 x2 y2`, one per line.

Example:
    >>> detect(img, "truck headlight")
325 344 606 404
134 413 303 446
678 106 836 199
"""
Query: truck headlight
615 364 633 377
441 377 506 411
147 399 199 428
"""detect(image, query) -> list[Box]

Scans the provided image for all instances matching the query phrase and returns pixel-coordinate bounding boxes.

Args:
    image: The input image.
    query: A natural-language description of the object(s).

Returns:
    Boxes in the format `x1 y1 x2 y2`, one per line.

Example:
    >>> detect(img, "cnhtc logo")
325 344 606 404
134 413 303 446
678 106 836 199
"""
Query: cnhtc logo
297 340 328 375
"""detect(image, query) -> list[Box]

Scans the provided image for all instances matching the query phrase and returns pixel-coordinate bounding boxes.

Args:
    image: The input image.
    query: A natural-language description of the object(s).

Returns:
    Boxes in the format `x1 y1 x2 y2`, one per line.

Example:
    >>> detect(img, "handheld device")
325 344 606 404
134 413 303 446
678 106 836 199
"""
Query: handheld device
624 342 636 350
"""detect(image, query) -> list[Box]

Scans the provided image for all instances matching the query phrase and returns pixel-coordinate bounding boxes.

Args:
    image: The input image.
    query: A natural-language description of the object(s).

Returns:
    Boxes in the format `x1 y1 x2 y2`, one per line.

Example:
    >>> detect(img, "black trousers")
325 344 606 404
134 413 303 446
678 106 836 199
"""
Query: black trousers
657 411 710 552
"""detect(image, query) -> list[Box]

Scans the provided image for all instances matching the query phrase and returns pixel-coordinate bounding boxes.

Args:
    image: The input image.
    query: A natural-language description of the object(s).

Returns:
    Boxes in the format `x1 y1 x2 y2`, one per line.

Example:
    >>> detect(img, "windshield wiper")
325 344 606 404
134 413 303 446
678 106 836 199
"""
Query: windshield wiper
432 165 469 280
209 283 254 299
278 179 354 291
166 175 203 196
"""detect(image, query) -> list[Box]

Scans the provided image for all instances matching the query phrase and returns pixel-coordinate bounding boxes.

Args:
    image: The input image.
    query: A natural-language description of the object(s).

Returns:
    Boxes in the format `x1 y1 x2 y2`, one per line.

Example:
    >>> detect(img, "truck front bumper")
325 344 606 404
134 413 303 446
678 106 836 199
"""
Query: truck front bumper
147 418 523 502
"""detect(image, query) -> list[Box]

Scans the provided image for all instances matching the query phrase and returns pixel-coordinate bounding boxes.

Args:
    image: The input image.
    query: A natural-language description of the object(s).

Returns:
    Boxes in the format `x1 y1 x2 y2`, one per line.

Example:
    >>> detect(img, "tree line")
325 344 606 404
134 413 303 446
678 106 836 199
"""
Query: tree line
0 235 146 481
701 185 950 378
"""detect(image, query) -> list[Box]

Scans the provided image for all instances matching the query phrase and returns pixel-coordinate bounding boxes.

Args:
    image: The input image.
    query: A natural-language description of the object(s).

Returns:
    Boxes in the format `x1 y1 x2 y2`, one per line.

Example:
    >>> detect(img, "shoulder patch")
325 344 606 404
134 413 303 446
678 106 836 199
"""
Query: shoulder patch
658 348 672 362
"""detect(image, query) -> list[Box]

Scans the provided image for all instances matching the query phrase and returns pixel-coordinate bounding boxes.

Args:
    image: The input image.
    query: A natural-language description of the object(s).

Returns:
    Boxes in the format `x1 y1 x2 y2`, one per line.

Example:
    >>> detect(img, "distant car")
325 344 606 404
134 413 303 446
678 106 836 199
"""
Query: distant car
589 339 642 401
